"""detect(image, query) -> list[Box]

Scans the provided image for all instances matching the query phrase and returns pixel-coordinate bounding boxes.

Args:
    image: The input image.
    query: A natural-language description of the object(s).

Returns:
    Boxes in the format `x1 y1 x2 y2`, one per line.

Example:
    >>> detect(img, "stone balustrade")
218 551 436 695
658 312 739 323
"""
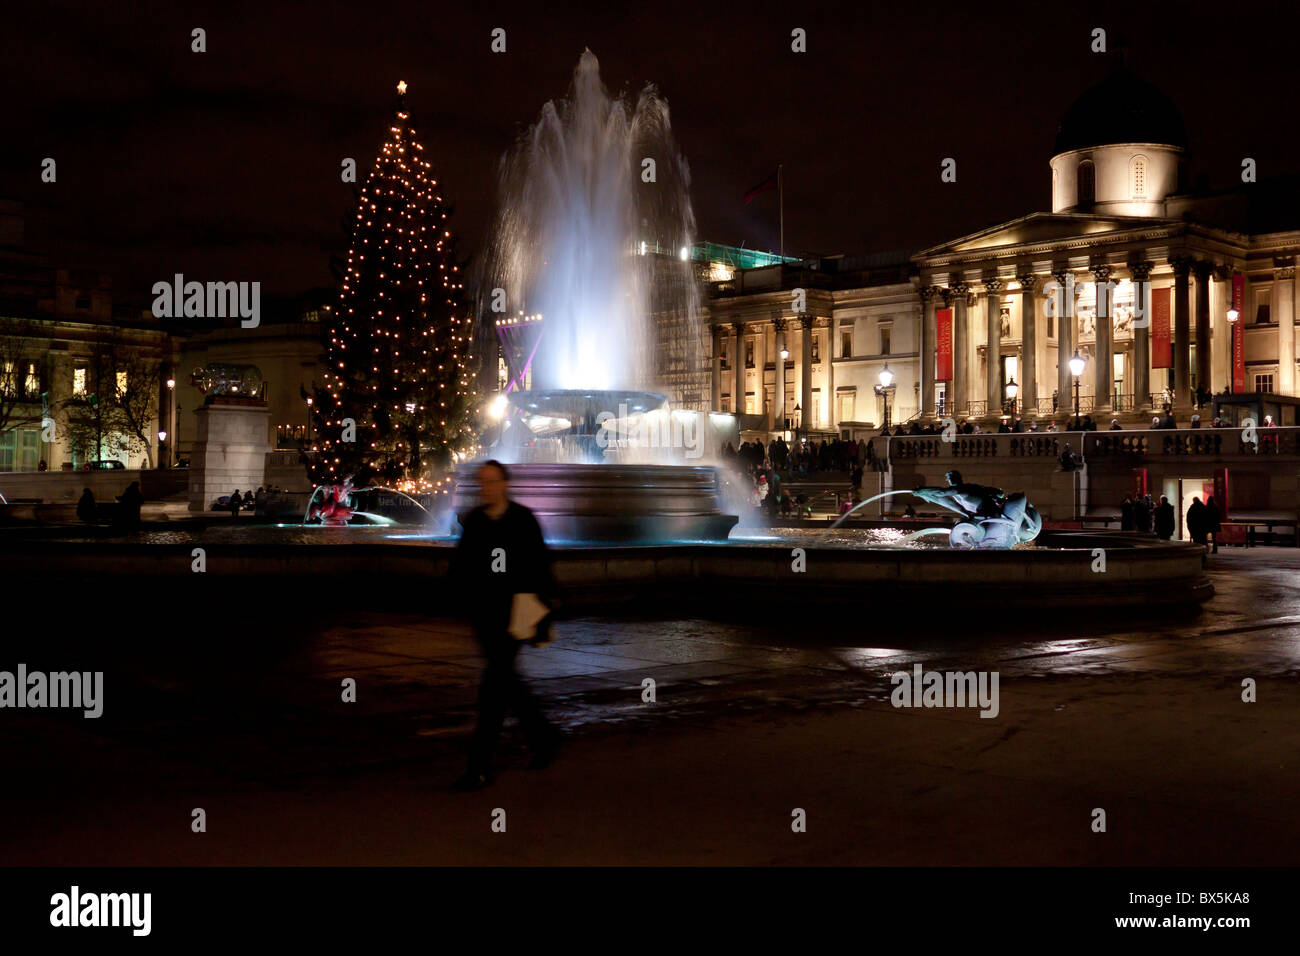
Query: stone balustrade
886 426 1300 464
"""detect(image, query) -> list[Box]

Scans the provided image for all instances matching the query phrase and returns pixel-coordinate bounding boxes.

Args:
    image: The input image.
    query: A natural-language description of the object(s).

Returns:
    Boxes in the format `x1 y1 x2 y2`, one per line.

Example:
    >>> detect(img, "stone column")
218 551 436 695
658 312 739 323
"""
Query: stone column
1016 271 1038 414
920 286 937 416
1193 261 1212 402
1278 261 1297 396
799 314 814 427
984 278 1004 415
773 316 787 429
1171 257 1192 408
951 281 969 415
1130 261 1153 410
732 321 745 417
1211 266 1231 393
826 318 836 430
1091 264 1113 412
1054 269 1076 412
711 325 722 410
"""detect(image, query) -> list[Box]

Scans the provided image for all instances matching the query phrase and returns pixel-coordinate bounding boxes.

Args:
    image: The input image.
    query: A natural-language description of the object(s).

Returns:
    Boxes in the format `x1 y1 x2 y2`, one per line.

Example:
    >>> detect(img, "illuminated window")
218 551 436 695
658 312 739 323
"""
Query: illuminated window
838 392 854 422
1078 160 1095 206
116 370 128 397
24 362 37 395
73 368 87 396
0 361 12 396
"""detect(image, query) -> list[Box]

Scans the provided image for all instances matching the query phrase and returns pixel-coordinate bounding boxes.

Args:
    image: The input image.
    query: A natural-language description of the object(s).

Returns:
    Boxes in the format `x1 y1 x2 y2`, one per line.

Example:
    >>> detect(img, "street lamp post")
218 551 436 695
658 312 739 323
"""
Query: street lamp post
1068 350 1085 424
1005 376 1019 418
874 363 897 428
165 377 175 468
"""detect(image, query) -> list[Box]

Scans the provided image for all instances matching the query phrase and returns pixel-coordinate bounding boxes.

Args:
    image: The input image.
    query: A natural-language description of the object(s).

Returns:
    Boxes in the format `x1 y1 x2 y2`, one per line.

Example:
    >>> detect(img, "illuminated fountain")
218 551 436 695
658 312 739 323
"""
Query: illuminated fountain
456 50 736 542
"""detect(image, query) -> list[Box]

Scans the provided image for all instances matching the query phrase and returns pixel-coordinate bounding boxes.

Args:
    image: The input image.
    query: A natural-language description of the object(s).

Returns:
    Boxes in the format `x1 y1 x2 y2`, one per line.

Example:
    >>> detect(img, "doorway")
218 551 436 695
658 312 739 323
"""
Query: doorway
1175 477 1212 541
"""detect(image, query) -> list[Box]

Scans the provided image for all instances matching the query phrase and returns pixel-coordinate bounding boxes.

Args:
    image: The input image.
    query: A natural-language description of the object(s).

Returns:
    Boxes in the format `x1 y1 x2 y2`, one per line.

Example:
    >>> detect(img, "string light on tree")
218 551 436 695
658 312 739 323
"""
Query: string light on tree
303 79 480 487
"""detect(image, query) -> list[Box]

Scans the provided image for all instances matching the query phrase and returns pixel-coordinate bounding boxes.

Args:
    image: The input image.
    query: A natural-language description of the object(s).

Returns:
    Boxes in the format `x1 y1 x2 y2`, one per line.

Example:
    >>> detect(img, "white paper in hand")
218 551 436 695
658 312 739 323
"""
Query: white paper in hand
508 592 550 641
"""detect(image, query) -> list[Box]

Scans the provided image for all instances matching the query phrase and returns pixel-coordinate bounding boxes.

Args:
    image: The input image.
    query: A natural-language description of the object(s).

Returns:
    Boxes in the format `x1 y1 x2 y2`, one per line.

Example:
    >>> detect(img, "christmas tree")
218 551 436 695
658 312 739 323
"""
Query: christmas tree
306 80 480 491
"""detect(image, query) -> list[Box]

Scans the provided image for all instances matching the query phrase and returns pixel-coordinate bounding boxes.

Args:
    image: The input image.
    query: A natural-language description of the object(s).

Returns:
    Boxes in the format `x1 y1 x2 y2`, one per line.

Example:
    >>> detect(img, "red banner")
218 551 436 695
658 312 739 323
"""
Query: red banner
1132 467 1148 497
1151 286 1172 369
1231 273 1245 392
936 307 953 382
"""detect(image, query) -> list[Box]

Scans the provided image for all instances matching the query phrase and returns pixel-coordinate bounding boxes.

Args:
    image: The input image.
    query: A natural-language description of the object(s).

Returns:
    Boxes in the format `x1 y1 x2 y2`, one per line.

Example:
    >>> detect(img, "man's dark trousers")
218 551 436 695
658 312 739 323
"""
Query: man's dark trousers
468 630 555 774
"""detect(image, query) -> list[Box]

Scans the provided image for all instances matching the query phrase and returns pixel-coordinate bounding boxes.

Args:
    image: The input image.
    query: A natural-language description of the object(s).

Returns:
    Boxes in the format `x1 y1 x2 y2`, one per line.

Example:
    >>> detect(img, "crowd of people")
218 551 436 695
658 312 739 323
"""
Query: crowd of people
721 437 882 517
224 485 284 517
1120 492 1223 551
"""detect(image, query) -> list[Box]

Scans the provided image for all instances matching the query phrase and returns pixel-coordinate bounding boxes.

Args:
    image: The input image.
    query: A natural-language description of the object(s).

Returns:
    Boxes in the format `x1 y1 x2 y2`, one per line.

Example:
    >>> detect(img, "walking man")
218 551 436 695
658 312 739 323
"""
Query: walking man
450 460 560 791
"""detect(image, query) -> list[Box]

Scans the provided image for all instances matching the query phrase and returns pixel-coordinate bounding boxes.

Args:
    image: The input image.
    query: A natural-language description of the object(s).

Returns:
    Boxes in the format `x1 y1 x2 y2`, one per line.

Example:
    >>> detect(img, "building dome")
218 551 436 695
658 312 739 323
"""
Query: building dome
1053 64 1187 155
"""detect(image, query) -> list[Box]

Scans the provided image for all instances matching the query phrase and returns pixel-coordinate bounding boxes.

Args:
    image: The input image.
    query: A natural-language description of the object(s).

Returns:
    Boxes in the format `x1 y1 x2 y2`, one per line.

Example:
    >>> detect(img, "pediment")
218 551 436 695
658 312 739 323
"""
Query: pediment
915 212 1176 260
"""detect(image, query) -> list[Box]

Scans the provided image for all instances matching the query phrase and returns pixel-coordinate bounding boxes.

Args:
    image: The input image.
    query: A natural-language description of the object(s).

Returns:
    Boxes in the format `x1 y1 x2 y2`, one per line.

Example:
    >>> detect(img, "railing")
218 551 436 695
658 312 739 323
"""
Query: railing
275 424 309 449
1084 426 1299 458
887 426 1300 464
888 434 1068 460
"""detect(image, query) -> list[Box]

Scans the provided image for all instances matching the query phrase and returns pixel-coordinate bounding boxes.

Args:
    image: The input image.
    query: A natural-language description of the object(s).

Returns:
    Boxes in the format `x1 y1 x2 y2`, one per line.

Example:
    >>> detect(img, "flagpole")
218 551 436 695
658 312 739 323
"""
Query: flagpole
778 164 784 262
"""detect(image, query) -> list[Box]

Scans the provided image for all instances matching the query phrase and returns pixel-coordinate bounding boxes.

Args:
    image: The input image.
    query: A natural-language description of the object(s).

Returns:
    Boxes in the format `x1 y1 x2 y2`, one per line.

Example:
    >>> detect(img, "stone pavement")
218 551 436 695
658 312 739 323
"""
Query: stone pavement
1 549 1298 865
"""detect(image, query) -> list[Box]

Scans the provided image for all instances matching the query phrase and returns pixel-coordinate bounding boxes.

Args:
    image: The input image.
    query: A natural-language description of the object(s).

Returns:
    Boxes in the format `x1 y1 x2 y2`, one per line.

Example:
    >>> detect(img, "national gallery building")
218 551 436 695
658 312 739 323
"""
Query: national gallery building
705 63 1300 437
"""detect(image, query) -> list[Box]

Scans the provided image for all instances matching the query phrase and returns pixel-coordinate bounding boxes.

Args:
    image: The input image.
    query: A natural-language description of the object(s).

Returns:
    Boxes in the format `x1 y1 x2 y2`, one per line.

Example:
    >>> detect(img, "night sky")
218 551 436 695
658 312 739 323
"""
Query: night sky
4 0 1298 301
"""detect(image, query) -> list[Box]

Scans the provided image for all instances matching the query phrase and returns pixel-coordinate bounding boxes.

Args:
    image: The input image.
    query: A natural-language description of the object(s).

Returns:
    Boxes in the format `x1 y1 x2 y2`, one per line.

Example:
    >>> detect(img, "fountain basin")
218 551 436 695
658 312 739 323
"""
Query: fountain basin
452 462 738 543
0 530 1212 617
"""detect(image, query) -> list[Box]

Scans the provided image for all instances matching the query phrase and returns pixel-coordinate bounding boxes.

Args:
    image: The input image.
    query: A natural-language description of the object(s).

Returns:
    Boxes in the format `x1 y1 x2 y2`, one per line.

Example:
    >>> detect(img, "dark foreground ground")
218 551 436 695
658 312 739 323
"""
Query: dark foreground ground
2 549 1298 865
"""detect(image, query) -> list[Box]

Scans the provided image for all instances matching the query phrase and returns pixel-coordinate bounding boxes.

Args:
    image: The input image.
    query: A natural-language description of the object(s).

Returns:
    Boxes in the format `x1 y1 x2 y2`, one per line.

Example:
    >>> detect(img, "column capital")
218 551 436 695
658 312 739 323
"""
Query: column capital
1016 271 1038 292
1170 255 1193 277
1090 263 1114 283
1278 266 1297 280
938 288 952 307
982 277 1004 295
919 285 940 303
1128 261 1154 281
798 313 816 330
950 281 970 298
773 316 787 334
1192 260 1214 280
1051 269 1074 287
731 320 746 334
1214 264 1233 282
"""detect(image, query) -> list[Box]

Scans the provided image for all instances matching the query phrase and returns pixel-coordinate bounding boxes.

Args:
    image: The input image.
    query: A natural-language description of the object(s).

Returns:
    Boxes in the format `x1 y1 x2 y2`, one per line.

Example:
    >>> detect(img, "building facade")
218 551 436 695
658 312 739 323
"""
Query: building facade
705 62 1300 433
705 252 917 438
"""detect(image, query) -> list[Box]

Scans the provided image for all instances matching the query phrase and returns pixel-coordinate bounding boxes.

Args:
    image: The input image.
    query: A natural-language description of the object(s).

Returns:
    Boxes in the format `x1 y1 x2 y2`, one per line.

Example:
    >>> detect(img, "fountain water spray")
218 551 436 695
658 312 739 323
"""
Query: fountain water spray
482 49 706 416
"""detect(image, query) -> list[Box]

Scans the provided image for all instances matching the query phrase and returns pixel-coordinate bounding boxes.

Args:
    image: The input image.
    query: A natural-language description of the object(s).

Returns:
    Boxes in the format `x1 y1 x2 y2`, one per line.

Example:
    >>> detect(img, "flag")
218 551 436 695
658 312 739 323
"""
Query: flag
744 168 779 204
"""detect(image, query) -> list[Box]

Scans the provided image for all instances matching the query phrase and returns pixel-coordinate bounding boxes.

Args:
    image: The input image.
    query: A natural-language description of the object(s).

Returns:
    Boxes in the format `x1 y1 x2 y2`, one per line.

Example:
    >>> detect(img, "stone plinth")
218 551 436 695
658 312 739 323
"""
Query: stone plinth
188 401 272 512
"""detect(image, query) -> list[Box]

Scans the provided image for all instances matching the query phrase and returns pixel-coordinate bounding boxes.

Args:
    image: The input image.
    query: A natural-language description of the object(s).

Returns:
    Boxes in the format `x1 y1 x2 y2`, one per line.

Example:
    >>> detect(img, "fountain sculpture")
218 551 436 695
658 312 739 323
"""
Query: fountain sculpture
832 470 1042 549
